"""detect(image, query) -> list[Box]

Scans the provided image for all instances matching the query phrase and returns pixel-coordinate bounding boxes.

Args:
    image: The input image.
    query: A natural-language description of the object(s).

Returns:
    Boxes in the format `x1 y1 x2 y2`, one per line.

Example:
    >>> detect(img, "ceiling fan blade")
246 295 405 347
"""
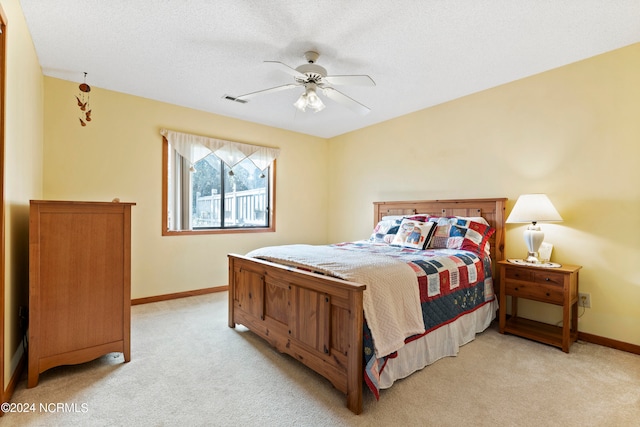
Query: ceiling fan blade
323 75 375 86
235 83 300 100
322 87 371 115
264 61 307 80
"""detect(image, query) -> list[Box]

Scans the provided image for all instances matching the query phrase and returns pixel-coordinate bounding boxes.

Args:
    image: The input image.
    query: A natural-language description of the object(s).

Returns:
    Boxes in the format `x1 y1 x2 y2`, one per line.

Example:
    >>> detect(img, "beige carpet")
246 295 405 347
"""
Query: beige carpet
5 292 640 426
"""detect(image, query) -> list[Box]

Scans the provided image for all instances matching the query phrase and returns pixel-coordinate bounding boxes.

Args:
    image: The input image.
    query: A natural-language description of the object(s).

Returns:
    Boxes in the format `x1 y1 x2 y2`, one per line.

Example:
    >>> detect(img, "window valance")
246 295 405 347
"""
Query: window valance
160 128 280 171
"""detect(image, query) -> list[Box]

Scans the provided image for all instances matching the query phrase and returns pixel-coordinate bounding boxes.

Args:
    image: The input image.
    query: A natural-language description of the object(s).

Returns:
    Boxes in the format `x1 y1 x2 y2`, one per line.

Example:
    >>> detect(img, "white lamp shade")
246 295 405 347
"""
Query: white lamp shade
507 194 562 263
506 194 563 224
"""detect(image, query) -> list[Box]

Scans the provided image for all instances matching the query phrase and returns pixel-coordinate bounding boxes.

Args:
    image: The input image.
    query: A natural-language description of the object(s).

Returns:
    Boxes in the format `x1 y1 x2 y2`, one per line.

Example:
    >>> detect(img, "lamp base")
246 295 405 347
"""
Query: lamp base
525 252 540 263
523 224 544 264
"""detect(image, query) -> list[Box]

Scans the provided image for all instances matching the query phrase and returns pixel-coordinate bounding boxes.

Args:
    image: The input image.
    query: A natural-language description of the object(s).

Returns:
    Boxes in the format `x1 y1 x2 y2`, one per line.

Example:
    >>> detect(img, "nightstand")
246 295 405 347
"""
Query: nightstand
498 260 582 353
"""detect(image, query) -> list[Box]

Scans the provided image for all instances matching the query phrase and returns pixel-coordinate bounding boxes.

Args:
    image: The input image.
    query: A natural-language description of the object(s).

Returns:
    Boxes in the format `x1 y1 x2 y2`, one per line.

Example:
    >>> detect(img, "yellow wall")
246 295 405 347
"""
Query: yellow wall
42 77 329 299
1 0 44 390
328 43 640 346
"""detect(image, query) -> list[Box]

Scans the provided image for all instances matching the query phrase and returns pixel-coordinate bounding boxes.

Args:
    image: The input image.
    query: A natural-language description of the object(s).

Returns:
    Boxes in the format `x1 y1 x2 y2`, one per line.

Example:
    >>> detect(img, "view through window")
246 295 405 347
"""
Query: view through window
163 137 275 235
190 154 269 229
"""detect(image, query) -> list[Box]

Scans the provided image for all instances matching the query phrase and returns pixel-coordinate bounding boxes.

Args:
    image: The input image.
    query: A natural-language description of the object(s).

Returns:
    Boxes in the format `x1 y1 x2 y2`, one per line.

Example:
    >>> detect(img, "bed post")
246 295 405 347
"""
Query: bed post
228 255 236 328
346 289 364 415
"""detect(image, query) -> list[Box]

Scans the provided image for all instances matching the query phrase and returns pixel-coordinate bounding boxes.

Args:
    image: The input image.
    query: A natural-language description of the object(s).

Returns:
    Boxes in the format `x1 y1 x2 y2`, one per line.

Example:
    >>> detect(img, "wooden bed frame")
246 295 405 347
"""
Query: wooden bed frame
228 198 506 414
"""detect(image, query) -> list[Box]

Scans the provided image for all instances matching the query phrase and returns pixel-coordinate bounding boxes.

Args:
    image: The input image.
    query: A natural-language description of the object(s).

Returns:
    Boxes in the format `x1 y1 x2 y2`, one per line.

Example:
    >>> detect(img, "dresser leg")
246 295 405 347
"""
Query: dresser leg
27 370 39 388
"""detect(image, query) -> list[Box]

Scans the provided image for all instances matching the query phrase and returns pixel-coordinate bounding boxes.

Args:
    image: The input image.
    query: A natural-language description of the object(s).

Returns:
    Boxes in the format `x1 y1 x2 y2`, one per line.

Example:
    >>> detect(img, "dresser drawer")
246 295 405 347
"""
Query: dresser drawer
504 281 564 304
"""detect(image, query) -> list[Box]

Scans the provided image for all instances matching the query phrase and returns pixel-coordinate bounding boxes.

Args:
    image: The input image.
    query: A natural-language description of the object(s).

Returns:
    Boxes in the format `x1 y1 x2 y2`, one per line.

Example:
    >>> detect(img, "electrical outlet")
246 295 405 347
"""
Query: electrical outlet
579 292 591 308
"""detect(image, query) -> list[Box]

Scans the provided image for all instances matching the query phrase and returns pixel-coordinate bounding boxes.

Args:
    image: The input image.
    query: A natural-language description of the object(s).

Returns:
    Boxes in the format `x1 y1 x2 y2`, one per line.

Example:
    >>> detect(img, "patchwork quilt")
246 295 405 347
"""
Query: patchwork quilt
332 242 495 399
248 241 495 400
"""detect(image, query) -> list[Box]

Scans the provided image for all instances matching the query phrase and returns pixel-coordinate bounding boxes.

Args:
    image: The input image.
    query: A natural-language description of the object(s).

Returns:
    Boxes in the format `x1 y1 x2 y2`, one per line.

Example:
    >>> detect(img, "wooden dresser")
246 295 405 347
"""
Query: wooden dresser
28 200 135 387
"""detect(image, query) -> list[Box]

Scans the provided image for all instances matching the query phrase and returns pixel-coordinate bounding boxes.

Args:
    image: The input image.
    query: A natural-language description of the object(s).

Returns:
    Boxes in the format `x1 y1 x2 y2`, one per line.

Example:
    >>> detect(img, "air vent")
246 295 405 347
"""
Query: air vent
223 95 248 104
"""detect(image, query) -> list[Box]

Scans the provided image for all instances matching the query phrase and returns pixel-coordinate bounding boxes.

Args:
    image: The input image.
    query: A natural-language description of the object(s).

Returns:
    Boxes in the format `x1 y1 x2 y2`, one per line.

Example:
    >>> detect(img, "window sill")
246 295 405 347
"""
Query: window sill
162 226 275 236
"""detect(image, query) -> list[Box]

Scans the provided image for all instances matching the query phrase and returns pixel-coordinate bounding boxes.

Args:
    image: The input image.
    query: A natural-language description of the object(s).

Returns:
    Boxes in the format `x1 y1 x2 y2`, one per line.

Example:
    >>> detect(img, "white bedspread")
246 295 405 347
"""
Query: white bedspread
246 244 425 358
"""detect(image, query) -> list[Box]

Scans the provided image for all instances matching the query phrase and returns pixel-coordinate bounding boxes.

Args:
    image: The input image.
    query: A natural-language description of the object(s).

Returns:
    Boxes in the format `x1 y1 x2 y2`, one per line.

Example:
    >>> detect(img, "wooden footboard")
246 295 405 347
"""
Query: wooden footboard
228 254 366 414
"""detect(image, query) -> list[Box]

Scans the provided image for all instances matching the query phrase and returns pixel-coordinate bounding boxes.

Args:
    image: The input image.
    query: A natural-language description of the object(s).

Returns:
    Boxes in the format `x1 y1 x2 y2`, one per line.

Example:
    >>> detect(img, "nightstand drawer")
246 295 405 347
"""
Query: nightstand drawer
533 271 565 287
504 281 564 304
504 267 534 282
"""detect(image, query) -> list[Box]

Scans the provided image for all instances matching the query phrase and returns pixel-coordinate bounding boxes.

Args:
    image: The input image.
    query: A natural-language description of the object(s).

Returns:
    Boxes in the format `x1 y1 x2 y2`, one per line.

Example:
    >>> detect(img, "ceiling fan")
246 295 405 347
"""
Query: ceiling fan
229 51 375 115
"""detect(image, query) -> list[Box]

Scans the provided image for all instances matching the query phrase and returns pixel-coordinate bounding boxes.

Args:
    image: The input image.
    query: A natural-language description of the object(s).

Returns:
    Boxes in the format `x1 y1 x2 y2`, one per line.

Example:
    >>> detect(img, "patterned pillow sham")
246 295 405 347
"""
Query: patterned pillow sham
390 218 437 250
446 218 495 255
424 216 494 253
369 216 404 244
426 217 453 248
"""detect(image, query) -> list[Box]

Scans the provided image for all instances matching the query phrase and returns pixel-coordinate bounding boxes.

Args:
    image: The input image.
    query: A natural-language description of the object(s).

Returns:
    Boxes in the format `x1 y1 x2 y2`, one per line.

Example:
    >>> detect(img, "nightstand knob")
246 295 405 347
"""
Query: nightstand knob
514 287 519 291
546 292 550 297
545 277 550 281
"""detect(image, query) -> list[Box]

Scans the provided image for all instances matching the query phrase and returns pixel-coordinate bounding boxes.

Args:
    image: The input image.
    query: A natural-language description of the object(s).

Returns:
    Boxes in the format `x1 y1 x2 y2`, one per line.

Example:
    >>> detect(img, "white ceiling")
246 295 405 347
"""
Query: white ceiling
19 1 640 138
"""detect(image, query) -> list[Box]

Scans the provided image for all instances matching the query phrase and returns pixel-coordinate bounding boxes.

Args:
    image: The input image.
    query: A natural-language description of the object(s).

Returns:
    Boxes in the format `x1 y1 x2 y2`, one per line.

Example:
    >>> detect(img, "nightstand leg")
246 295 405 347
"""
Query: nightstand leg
562 300 571 352
499 290 506 333
571 301 578 341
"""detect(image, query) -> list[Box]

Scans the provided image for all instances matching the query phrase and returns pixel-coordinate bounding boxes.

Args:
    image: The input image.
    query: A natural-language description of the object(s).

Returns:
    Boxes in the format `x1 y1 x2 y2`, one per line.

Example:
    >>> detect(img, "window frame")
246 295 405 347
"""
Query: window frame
161 136 276 236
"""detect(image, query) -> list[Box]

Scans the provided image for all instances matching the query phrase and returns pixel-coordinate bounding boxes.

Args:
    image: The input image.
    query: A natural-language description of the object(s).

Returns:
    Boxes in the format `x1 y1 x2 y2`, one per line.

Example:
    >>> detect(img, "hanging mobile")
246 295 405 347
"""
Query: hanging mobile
77 72 92 126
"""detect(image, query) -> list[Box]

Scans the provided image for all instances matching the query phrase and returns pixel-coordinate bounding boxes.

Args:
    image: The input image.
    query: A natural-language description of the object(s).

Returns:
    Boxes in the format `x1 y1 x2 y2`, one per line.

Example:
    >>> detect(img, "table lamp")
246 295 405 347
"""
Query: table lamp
506 194 563 263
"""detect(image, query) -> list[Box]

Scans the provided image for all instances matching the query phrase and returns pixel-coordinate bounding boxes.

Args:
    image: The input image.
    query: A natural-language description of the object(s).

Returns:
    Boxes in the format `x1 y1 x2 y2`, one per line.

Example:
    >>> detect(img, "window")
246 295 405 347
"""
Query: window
162 130 277 235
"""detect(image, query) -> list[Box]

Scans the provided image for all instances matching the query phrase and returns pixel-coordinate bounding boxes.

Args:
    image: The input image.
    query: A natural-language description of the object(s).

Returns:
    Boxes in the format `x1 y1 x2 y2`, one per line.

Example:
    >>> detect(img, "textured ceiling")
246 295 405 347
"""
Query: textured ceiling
19 1 640 138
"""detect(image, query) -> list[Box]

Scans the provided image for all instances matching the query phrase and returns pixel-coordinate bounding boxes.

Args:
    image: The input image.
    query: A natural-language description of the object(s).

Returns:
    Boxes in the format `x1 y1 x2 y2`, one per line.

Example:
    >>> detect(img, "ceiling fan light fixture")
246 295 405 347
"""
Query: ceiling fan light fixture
293 92 308 112
294 83 325 113
306 88 325 112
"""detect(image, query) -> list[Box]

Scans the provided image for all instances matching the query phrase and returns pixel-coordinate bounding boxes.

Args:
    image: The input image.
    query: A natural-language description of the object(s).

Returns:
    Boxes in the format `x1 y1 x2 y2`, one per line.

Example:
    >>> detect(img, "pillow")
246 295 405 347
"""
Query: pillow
453 217 492 254
369 217 404 244
391 218 436 250
427 217 455 248
427 216 493 249
446 218 495 255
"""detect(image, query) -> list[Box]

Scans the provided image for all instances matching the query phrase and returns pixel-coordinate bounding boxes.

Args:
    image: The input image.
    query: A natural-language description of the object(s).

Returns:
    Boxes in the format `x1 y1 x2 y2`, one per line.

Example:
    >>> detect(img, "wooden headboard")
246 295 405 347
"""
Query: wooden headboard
373 198 507 272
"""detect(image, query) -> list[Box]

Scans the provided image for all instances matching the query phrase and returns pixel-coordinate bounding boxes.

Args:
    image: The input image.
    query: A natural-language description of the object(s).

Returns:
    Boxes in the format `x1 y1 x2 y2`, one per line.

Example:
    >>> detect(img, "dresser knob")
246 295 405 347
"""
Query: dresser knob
545 278 550 281
546 292 550 297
